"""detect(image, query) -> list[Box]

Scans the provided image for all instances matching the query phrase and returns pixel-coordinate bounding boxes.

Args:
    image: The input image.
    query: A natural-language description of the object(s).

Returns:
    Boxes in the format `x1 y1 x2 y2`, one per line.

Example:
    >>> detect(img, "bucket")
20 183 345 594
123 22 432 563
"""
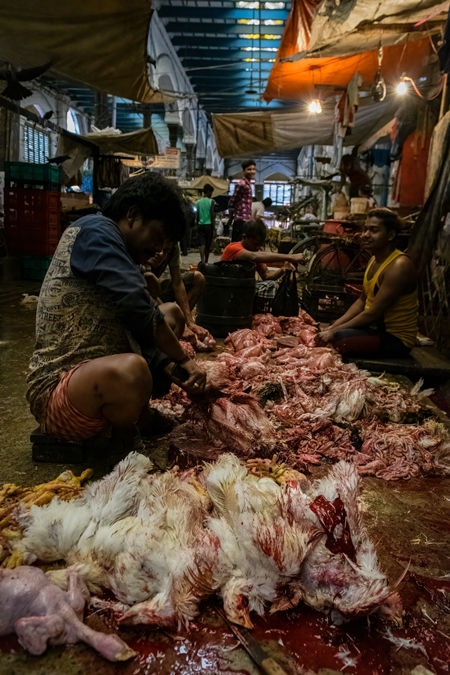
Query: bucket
323 219 344 235
196 260 256 338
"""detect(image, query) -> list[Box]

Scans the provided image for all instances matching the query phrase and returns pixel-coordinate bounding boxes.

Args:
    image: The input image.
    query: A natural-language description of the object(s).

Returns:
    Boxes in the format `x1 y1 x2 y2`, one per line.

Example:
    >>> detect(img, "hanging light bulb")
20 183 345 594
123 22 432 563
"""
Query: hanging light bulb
396 79 408 95
309 99 322 113
372 44 386 103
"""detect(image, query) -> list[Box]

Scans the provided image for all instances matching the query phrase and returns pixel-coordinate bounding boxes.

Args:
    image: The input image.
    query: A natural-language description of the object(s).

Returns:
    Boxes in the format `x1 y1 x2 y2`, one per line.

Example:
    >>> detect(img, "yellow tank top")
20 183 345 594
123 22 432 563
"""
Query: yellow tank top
363 249 418 348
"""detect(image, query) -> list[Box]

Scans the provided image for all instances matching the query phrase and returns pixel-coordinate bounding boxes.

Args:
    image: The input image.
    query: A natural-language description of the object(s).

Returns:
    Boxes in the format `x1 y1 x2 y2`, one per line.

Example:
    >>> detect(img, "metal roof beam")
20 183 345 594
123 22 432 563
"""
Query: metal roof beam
164 22 284 35
171 36 280 48
158 8 288 20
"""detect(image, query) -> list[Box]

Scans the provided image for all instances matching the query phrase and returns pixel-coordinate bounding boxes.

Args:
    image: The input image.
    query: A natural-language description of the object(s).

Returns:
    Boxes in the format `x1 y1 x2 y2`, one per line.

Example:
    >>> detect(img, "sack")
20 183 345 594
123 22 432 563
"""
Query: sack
272 271 299 317
216 221 224 236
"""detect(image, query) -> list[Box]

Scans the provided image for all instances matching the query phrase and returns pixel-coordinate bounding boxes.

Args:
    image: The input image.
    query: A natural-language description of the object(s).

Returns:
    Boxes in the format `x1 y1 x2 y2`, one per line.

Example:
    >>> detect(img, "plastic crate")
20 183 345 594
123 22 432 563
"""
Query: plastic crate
5 162 61 184
4 188 61 224
6 180 61 191
21 256 53 281
302 285 354 323
253 295 273 314
5 228 60 256
3 189 61 256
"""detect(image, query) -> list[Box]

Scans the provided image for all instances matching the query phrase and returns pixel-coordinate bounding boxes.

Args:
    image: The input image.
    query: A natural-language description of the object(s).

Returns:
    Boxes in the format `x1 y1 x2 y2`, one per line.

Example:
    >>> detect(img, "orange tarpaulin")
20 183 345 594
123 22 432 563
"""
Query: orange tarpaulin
276 0 321 59
264 0 434 103
264 39 432 102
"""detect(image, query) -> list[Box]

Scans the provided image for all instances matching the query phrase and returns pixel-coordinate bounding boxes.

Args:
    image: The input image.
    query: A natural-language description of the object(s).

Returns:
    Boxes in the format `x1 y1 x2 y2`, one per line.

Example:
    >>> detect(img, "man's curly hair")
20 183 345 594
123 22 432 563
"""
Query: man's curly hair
103 172 188 242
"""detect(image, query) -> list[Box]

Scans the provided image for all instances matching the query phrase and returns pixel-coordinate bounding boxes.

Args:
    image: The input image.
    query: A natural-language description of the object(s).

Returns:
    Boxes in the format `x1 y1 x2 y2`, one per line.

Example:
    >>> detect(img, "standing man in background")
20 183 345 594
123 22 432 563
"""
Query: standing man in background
227 159 255 242
196 183 215 264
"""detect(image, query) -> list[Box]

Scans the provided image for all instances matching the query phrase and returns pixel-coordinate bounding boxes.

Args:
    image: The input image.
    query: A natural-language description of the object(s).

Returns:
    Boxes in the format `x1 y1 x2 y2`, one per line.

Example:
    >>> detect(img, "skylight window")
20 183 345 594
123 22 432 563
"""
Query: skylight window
236 1 285 8
243 46 278 51
237 18 284 25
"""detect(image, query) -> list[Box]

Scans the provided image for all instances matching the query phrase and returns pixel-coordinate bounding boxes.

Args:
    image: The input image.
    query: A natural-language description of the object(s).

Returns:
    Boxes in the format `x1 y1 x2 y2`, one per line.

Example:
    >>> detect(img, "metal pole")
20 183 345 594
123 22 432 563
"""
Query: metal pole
439 73 448 121
110 96 117 129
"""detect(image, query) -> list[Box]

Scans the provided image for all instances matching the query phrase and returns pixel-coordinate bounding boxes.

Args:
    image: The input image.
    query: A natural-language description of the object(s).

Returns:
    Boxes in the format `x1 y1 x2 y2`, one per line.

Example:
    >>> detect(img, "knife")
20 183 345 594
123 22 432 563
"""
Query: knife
215 607 289 675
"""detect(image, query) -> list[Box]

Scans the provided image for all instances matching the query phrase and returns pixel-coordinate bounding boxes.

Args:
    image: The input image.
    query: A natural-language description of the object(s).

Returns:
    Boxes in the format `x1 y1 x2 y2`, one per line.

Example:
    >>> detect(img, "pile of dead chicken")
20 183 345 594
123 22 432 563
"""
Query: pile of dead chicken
11 453 401 631
160 313 450 480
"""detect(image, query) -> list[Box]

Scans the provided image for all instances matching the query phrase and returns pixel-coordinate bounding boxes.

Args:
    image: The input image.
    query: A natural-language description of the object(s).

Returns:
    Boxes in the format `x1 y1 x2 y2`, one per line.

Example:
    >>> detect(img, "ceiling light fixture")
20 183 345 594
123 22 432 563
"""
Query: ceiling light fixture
309 99 322 113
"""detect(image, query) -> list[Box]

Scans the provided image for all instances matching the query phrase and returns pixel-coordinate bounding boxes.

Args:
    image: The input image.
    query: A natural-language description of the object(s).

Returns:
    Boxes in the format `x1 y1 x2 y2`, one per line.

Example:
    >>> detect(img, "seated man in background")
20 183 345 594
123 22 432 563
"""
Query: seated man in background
27 172 206 444
144 244 209 341
221 219 304 304
316 208 418 357
251 196 273 221
196 183 215 264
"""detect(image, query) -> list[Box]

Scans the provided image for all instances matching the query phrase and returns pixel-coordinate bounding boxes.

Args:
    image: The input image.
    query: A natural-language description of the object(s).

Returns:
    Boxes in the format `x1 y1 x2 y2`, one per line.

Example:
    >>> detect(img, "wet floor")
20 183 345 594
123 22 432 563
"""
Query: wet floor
1 281 450 674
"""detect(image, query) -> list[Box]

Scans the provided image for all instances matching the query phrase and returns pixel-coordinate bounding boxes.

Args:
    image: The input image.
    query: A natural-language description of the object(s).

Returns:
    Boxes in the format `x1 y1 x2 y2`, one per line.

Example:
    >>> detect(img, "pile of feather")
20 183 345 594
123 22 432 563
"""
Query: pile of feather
12 452 403 631
157 313 450 480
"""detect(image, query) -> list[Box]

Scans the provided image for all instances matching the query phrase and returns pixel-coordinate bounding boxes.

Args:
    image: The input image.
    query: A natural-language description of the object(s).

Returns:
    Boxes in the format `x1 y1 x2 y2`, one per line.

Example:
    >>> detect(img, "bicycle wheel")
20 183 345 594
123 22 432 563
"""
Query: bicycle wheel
289 234 336 264
307 242 370 289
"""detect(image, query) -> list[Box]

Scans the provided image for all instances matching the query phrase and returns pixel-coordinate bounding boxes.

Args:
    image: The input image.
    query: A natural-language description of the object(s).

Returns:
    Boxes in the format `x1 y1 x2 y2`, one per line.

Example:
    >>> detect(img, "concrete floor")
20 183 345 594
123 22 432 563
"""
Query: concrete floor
1 260 450 674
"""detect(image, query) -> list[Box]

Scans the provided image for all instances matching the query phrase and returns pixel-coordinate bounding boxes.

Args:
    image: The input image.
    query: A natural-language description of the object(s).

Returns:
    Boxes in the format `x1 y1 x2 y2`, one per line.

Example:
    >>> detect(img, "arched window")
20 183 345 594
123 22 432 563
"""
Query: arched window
67 109 80 134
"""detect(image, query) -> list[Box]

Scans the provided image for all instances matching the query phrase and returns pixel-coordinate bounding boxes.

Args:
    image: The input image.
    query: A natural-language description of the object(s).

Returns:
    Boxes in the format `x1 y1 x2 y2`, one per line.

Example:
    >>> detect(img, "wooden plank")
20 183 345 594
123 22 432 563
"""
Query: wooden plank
345 346 450 379
410 347 450 373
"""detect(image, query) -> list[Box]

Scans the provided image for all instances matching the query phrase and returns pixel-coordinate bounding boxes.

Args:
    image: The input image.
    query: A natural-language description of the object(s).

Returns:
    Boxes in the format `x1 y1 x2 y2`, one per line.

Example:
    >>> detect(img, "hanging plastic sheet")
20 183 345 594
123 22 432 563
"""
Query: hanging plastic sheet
213 97 398 158
305 0 449 59
408 110 450 272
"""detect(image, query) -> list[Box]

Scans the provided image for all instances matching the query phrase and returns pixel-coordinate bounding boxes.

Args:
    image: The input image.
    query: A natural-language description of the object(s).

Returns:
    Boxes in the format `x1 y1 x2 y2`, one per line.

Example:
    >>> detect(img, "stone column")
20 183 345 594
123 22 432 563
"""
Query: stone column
167 124 178 148
185 142 196 177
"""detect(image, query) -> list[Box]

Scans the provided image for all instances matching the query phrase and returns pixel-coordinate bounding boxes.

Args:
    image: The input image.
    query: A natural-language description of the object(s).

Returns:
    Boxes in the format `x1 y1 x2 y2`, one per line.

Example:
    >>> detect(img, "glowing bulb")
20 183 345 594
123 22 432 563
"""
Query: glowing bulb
396 80 408 95
309 99 322 113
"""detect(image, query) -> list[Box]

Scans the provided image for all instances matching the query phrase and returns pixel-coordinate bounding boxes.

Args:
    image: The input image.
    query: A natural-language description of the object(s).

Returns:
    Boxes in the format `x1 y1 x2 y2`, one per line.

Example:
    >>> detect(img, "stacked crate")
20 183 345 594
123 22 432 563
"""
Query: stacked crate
3 162 62 280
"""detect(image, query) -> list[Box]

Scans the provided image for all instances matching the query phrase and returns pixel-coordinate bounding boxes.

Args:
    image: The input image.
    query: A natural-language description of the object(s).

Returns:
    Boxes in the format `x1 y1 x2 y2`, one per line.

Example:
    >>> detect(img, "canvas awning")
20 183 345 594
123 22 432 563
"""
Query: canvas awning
213 96 398 158
0 0 173 103
264 0 438 102
185 176 230 197
56 128 159 183
83 128 159 156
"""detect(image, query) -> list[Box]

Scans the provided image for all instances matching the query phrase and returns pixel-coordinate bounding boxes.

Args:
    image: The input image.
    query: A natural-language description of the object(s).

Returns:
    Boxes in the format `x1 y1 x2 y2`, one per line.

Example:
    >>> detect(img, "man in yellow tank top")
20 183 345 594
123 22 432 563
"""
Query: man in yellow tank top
316 208 418 357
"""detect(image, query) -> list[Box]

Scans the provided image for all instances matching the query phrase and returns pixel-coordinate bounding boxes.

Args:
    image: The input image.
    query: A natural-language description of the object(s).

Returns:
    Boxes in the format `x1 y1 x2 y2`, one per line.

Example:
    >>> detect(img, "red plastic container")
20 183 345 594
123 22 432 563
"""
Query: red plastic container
3 188 61 256
323 219 347 236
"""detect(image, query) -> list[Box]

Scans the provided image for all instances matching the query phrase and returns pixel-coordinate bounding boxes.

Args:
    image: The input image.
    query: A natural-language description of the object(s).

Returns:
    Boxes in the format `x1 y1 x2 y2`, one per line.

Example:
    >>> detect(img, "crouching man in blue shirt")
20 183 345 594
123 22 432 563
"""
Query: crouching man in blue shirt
27 172 206 443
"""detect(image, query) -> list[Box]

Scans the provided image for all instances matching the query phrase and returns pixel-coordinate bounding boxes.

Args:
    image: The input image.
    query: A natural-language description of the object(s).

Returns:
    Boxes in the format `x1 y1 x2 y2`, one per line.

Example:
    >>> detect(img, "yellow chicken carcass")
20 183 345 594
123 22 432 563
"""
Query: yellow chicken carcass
0 469 93 568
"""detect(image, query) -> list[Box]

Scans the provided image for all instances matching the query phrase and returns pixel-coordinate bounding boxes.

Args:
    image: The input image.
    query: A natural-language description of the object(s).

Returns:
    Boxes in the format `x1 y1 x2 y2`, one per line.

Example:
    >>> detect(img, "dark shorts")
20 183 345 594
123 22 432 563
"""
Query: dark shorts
198 223 213 247
231 219 245 242
332 328 411 358
159 271 196 304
